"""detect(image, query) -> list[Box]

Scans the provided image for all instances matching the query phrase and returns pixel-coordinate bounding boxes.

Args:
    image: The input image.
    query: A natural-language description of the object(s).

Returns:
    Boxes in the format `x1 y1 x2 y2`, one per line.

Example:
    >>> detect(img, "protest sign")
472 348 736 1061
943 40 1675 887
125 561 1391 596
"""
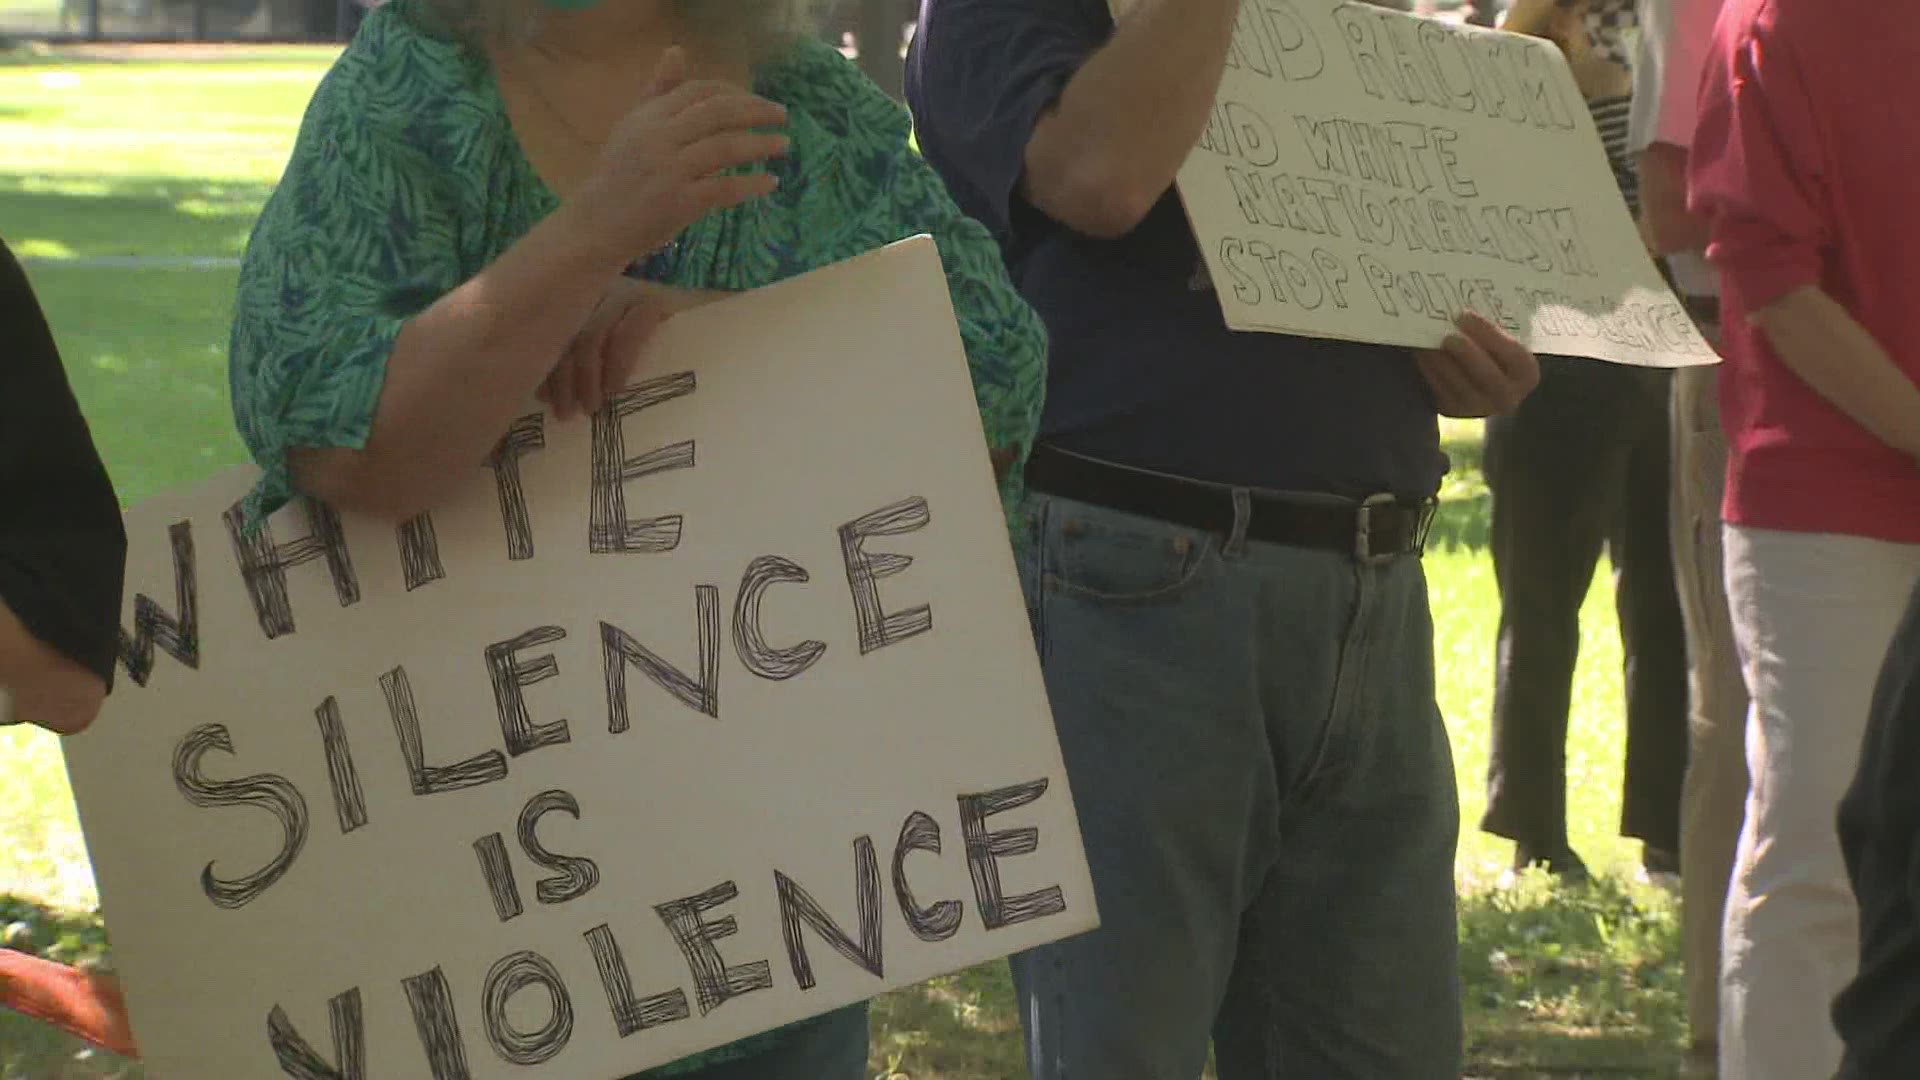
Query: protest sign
59 237 1097 1078
1163 0 1713 366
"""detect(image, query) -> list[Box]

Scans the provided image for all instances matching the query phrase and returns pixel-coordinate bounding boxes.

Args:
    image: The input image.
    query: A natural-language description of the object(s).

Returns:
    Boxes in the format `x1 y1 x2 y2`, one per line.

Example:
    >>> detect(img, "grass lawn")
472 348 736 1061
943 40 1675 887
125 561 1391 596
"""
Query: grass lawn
0 47 1689 1079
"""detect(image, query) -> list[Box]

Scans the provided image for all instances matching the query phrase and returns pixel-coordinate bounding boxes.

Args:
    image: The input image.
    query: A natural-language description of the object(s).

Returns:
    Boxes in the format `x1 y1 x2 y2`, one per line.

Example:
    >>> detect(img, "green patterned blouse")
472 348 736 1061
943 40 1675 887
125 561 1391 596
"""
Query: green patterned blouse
229 0 1046 530
227 3 1046 1074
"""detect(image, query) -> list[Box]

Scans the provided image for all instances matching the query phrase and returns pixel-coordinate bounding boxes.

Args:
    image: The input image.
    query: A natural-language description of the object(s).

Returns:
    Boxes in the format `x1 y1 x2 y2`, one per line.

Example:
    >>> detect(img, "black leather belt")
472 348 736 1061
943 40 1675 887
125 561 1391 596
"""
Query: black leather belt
1025 445 1436 563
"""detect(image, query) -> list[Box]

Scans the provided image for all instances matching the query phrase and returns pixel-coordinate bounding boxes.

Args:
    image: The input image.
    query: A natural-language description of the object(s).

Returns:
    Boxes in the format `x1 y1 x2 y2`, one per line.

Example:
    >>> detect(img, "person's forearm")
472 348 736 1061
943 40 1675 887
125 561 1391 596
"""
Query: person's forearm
1755 286 1920 461
1021 0 1241 238
293 202 635 519
1638 143 1711 255
0 601 103 734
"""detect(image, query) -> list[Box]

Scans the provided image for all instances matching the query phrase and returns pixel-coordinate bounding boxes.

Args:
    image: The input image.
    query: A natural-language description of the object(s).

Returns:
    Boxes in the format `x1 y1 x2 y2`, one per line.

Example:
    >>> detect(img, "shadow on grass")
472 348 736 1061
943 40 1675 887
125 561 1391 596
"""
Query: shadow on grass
4 869 1684 1080
0 173 273 259
1459 874 1688 1078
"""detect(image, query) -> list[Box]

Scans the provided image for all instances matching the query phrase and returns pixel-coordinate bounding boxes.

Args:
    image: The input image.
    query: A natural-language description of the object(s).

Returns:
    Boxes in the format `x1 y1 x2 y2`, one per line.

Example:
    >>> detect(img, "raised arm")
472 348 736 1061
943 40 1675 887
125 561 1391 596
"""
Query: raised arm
1020 0 1242 237
907 0 1240 240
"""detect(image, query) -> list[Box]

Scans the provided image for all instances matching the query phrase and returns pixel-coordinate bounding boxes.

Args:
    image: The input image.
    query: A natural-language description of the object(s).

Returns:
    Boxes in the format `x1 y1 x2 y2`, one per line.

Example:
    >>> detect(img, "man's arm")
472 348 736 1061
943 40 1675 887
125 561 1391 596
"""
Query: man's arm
1753 287 1920 464
0 599 106 735
1630 0 1721 256
1019 0 1242 238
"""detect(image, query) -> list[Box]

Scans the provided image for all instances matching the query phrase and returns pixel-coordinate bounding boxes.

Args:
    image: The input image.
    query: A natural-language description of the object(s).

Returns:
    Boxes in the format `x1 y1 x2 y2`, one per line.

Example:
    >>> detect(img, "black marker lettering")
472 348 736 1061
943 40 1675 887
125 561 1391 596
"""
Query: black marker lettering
224 499 359 641
485 626 571 757
401 967 471 1080
655 882 773 1016
173 724 307 909
958 779 1068 931
590 373 697 554
383 666 508 796
118 520 200 686
266 989 364 1080
315 696 366 834
601 585 721 733
518 790 601 905
775 836 884 990
397 513 445 592
482 951 573 1066
487 414 545 562
733 556 828 681
838 497 933 656
584 923 690 1037
473 833 523 922
894 811 964 942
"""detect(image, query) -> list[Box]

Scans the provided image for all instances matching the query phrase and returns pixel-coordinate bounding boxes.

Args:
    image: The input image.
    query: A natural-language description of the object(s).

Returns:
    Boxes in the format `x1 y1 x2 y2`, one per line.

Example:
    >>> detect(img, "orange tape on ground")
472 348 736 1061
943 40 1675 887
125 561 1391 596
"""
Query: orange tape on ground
0 948 139 1060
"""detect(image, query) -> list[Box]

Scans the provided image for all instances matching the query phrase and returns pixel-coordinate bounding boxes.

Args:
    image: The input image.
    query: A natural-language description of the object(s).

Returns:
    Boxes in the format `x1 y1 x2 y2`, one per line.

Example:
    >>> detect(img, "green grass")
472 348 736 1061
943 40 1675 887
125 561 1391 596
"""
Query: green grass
1 47 1688 1079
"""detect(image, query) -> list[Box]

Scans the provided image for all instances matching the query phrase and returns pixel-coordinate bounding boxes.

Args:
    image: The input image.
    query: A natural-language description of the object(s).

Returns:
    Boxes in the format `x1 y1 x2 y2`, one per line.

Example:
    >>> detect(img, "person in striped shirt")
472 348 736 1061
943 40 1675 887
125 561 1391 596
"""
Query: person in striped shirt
1477 0 1691 888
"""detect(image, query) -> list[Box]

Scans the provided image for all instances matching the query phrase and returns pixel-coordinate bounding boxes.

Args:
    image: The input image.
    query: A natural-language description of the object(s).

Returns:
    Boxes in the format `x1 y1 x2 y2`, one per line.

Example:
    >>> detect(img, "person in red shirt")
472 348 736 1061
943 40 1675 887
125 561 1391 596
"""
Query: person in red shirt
1689 1 1920 1075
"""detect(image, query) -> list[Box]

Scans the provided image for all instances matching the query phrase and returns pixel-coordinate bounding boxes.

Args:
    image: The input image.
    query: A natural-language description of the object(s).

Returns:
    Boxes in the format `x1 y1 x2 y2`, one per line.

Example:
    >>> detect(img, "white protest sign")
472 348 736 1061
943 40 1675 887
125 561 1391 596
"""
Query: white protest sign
60 237 1097 1079
1164 0 1714 366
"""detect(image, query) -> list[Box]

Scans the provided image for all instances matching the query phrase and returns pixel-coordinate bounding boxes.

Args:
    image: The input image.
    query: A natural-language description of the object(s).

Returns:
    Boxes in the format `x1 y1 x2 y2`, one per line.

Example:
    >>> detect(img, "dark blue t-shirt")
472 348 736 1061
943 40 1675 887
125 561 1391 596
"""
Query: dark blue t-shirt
905 0 1447 498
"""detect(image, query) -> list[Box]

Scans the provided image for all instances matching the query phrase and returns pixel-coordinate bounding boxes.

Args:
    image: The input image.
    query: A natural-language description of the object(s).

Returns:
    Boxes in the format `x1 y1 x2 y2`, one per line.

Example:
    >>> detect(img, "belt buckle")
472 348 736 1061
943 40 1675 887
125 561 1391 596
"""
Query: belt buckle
1355 493 1397 566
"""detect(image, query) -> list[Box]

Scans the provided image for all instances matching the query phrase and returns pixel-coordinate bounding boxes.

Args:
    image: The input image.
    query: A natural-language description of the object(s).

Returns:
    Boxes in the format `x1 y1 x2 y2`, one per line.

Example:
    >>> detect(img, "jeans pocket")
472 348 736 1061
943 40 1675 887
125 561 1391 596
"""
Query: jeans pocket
1042 503 1216 604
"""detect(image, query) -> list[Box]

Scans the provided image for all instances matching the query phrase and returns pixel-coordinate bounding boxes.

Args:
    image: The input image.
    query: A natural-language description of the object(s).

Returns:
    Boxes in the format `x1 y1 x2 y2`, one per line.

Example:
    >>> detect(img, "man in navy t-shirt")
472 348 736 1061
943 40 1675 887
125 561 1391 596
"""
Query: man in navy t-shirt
907 2 1538 1076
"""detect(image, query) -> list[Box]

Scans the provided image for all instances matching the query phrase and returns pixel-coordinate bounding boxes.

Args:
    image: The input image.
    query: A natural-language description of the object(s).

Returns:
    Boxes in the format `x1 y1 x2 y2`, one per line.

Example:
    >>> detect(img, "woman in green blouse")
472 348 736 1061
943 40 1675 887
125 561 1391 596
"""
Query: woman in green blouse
225 0 1048 1075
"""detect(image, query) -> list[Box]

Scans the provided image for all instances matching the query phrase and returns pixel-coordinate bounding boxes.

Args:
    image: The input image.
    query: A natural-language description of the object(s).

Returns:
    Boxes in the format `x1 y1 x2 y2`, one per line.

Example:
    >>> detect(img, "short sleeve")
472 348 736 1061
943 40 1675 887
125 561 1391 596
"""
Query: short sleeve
0 239 127 686
904 0 1105 238
889 150 1050 494
1689 10 1827 309
228 54 465 527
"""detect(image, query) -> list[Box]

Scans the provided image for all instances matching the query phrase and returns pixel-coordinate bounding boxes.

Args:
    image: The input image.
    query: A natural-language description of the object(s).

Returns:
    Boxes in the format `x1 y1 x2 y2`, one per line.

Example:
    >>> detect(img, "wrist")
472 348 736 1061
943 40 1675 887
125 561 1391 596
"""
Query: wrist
544 196 650 279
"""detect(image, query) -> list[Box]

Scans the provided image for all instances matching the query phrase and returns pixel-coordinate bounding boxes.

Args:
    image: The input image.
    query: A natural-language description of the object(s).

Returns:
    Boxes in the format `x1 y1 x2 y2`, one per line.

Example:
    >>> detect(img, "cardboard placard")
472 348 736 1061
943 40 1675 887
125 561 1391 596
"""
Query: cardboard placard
1169 0 1714 366
61 237 1096 1078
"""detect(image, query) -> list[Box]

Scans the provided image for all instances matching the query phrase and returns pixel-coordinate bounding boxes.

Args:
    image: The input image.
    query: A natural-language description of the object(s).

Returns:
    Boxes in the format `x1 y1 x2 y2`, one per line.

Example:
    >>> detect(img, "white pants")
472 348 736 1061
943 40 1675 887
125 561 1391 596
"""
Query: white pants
1719 526 1920 1080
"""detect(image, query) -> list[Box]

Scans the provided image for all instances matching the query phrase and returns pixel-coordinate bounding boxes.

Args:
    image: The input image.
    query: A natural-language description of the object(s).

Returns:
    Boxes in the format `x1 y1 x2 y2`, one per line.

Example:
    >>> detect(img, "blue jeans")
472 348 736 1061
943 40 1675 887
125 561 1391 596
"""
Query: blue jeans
1012 493 1462 1079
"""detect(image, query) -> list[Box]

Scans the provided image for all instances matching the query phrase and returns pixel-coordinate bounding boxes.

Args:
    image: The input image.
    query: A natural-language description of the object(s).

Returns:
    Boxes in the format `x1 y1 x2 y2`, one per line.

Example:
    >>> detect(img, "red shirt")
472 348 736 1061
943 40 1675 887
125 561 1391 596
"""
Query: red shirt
1689 0 1920 542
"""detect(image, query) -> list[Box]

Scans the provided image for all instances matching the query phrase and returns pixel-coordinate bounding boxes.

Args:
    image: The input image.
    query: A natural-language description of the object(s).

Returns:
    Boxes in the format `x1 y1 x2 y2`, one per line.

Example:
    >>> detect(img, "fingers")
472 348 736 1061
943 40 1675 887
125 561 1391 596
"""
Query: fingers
1415 312 1540 418
1414 349 1474 417
572 336 605 417
1457 311 1540 391
670 172 782 223
676 130 791 182
645 45 689 98
1439 330 1510 404
666 92 789 150
602 298 669 395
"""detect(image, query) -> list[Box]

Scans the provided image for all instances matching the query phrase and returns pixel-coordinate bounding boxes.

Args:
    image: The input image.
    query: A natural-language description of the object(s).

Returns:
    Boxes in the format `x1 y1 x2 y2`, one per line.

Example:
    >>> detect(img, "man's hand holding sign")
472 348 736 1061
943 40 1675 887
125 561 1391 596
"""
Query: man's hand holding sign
1137 0 1714 369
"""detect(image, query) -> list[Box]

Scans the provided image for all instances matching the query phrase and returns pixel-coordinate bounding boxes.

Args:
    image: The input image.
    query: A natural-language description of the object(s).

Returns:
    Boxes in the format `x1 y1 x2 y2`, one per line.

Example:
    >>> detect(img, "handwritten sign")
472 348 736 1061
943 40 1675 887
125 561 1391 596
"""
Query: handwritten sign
1169 0 1713 366
59 238 1097 1078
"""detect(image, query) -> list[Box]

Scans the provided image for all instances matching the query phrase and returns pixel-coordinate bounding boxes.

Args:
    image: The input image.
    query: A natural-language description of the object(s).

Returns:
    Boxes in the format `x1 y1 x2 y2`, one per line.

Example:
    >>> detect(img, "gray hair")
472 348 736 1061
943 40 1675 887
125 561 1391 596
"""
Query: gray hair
422 0 821 59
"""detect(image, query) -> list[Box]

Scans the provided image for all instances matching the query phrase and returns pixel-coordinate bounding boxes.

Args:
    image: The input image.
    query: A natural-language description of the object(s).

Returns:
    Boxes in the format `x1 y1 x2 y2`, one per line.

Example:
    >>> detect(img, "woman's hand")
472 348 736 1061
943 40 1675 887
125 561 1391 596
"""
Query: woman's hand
571 47 791 265
1415 312 1541 418
540 277 725 420
0 601 107 735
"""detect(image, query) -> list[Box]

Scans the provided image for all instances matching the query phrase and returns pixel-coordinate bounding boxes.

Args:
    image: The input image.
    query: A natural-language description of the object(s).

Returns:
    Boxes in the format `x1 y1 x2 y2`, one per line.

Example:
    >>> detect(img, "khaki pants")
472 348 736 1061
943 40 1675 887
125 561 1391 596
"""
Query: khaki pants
1669 362 1749 1054
1719 527 1920 1079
